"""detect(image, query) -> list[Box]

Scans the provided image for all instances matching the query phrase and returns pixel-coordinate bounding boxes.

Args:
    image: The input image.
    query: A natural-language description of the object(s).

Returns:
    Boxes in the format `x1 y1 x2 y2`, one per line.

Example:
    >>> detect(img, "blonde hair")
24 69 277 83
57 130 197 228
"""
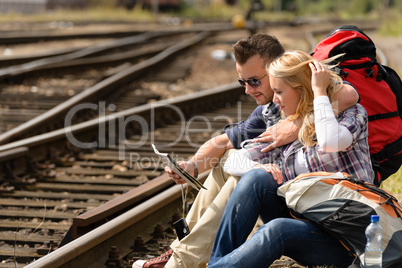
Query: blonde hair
267 50 343 146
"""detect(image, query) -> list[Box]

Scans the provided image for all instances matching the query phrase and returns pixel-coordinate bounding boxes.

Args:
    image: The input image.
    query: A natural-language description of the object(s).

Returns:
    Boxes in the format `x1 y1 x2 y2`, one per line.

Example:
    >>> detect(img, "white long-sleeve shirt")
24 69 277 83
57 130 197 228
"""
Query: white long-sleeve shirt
224 96 353 177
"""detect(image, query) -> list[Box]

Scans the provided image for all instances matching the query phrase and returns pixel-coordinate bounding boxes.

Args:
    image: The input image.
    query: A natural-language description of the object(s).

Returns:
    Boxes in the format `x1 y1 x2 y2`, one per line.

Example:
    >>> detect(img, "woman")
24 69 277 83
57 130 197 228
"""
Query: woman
208 50 373 268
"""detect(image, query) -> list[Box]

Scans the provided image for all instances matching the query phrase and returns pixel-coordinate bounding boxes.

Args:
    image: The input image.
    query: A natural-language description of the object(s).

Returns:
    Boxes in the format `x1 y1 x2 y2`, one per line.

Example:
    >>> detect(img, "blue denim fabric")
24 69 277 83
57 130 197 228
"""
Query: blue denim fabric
209 169 353 268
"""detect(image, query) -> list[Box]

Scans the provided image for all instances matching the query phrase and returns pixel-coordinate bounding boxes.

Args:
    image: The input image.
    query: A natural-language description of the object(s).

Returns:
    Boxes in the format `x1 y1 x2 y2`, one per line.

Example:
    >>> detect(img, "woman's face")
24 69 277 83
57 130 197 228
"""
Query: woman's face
270 76 301 116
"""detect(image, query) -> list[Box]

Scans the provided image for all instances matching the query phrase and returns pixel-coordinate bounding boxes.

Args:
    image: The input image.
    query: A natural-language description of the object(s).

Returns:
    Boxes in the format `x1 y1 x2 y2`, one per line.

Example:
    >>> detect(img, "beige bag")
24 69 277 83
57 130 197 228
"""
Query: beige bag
277 171 402 267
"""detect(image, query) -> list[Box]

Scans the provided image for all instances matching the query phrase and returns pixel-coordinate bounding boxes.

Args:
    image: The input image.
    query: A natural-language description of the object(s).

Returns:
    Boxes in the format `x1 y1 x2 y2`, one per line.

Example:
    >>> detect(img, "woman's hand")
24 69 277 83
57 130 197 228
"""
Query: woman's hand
309 61 330 98
165 161 195 184
253 163 284 184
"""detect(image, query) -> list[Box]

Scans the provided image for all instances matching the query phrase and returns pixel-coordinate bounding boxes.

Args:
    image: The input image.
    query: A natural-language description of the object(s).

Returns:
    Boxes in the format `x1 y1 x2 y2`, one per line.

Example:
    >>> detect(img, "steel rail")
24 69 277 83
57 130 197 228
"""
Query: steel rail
37 42 173 71
0 82 242 153
0 31 184 80
0 47 84 68
0 82 245 266
0 31 211 145
0 29 145 45
23 175 200 268
0 22 238 45
0 23 240 79
0 43 169 70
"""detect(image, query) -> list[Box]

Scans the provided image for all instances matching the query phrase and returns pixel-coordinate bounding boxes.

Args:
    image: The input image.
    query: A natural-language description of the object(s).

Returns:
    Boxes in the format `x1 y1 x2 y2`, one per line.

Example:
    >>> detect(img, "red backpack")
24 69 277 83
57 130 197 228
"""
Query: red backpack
312 25 402 186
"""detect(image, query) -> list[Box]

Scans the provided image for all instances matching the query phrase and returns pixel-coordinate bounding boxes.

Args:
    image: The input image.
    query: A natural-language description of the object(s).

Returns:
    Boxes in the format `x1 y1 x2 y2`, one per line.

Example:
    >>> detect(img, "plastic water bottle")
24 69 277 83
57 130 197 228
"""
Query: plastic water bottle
364 215 383 268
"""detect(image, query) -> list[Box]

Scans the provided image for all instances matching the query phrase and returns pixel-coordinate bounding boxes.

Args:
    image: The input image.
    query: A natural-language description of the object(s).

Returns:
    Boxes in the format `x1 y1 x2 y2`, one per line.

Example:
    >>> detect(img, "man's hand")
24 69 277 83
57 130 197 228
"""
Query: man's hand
252 119 301 153
165 161 196 185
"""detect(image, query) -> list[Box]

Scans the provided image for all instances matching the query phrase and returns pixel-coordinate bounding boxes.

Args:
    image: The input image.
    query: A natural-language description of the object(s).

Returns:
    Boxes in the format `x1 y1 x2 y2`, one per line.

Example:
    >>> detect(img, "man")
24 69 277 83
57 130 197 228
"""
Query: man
133 33 358 268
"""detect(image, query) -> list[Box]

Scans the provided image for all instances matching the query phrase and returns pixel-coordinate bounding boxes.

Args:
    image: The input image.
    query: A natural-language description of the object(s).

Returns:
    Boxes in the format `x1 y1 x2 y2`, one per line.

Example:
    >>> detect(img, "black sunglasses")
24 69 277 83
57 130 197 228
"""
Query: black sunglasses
238 73 268 88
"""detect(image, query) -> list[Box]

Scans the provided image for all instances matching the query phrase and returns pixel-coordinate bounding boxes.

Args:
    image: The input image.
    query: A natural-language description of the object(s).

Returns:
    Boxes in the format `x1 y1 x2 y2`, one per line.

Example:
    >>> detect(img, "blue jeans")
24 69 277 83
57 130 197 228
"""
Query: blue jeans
208 169 353 268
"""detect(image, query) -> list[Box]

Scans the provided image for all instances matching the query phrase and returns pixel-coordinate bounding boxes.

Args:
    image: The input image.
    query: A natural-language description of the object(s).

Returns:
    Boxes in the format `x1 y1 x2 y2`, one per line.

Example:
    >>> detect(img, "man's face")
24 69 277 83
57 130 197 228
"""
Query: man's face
236 54 274 105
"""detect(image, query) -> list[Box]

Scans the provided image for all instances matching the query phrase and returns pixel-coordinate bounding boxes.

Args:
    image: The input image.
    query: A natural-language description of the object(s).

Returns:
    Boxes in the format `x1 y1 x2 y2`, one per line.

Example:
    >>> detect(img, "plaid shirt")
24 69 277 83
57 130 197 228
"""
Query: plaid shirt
242 103 283 166
262 102 281 128
281 103 373 183
225 102 281 149
243 103 373 183
228 100 373 183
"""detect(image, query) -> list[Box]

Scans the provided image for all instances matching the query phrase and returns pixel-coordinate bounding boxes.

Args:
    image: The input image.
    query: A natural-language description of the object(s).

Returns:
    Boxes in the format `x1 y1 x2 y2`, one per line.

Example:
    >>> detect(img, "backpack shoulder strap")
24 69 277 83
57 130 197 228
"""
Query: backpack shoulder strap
382 65 402 116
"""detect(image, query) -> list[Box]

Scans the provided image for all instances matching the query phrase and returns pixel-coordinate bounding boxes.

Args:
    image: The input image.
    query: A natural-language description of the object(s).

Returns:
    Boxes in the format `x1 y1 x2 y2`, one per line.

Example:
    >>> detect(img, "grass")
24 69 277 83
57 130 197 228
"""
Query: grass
0 6 155 23
381 166 402 200
378 8 402 37
0 2 247 24
373 11 402 201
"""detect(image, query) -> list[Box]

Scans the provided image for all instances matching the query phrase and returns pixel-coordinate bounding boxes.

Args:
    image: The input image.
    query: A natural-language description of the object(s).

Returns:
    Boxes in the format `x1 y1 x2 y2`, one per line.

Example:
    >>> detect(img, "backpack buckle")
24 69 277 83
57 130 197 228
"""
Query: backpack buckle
365 67 374 78
334 66 348 78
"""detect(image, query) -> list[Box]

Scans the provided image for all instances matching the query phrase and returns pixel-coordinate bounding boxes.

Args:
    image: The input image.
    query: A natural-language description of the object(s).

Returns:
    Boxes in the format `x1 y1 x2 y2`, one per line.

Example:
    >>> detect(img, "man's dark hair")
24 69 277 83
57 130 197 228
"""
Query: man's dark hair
233 33 284 65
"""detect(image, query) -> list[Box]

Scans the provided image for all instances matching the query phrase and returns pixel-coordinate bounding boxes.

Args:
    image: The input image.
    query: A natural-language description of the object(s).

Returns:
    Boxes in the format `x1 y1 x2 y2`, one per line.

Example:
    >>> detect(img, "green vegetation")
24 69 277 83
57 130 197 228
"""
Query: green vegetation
0 5 154 23
382 166 402 199
378 8 402 37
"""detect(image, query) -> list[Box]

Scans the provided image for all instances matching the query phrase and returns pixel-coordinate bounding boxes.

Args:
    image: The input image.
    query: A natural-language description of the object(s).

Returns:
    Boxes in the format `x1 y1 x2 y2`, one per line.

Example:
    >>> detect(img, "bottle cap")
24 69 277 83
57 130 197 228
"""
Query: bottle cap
371 215 380 222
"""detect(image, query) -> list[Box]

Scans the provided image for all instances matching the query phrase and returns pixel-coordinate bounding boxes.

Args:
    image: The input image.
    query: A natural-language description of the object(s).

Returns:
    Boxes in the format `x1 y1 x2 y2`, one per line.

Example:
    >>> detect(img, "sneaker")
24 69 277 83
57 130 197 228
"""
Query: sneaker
132 249 173 268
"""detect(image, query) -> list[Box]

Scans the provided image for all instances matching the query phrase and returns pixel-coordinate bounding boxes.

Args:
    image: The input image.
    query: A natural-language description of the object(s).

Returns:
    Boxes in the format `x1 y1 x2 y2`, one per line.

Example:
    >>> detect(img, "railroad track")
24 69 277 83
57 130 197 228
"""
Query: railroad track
0 21 254 267
0 82 254 267
0 24 242 143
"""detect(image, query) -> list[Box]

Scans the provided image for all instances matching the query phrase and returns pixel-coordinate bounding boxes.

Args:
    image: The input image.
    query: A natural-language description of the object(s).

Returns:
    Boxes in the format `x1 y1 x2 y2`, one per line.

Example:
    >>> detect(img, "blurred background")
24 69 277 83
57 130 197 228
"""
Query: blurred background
0 0 399 33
